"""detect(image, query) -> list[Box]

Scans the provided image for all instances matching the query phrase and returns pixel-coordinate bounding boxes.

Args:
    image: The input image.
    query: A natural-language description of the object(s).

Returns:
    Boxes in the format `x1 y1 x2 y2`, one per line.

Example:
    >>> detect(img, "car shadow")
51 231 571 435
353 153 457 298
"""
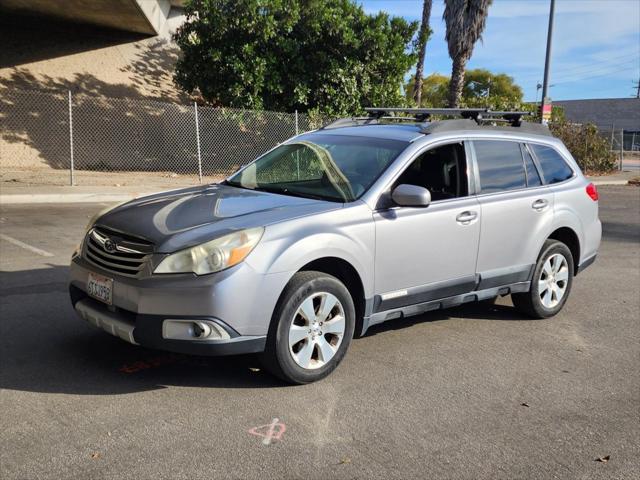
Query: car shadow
363 300 538 337
1 265 537 395
0 266 286 395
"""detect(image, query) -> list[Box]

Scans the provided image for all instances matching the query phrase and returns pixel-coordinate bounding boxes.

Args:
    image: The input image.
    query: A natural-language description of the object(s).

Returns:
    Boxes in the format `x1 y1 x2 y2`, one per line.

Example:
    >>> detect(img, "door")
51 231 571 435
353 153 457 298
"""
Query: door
373 142 481 312
472 140 554 289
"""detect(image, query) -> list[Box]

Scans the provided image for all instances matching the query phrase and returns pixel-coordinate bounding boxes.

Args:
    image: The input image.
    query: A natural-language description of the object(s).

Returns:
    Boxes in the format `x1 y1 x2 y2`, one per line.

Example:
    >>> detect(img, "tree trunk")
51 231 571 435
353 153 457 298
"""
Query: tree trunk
448 56 467 108
413 0 432 106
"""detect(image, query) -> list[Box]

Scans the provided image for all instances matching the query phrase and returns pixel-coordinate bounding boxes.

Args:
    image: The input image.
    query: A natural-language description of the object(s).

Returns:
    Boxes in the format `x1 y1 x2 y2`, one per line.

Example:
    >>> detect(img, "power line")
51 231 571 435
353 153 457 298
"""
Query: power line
549 57 638 77
519 60 638 88
551 60 638 82
519 58 638 82
551 65 637 85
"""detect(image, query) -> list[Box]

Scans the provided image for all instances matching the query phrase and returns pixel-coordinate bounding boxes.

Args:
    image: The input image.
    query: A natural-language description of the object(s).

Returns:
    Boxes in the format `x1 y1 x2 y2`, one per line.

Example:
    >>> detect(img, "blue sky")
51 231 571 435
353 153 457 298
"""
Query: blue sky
359 0 640 101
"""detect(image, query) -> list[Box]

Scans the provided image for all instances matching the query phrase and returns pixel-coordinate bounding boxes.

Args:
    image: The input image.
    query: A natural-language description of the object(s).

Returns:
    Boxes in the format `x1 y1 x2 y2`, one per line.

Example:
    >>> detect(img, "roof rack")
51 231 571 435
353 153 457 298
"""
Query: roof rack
364 107 532 126
320 107 549 135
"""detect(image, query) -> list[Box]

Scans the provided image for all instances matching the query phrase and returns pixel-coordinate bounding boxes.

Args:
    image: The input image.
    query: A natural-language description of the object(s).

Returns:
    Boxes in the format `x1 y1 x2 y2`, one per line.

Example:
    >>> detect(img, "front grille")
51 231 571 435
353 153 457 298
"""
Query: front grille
84 227 153 277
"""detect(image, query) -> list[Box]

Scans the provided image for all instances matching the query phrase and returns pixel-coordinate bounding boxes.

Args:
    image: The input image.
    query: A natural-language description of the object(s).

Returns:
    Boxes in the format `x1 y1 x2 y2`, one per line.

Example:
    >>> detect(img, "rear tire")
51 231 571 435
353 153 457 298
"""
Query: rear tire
512 239 574 318
261 271 355 384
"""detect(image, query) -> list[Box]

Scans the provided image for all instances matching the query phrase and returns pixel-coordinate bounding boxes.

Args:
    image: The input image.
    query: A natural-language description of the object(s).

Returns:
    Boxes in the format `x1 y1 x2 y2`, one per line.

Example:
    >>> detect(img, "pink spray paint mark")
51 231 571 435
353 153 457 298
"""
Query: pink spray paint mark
248 418 286 445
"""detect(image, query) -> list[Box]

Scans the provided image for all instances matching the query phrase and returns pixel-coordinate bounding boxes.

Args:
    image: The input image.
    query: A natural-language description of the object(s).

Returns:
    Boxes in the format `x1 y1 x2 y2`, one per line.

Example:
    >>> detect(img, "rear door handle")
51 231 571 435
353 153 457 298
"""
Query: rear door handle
532 199 549 211
456 211 478 225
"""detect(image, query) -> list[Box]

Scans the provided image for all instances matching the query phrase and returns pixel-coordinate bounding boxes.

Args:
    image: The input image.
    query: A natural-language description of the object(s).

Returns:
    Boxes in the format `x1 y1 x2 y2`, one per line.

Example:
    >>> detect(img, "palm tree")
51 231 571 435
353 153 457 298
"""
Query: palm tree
443 0 493 107
413 0 433 106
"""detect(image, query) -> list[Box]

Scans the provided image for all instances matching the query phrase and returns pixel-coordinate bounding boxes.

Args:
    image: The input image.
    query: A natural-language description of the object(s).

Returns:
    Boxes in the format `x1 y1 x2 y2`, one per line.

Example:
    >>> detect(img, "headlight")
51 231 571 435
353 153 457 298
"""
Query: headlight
154 227 264 275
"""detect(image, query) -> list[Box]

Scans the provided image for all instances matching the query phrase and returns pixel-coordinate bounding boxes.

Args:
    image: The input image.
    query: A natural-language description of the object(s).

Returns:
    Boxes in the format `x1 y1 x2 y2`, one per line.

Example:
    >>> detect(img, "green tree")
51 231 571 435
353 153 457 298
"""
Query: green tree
406 69 523 109
462 69 523 108
443 0 493 107
406 73 449 107
173 0 418 116
412 0 433 106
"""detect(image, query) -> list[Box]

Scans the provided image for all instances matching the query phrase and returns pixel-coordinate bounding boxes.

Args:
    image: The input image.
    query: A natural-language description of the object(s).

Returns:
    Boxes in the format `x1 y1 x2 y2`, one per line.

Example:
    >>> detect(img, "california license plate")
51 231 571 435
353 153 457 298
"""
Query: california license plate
87 272 113 305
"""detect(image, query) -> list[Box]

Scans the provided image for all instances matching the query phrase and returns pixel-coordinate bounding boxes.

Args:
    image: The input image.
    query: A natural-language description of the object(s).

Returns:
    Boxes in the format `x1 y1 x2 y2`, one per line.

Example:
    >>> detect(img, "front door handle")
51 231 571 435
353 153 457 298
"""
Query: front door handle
456 211 478 225
532 199 549 211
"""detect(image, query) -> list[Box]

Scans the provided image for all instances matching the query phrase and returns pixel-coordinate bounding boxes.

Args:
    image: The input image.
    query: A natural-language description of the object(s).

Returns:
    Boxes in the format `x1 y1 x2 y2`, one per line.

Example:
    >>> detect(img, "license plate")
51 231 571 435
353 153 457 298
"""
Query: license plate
87 272 113 305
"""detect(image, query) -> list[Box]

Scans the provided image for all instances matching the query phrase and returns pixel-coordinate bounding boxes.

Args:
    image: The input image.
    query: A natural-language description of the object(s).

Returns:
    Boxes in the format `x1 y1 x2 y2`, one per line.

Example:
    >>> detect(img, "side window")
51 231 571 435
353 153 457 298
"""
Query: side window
474 140 526 193
530 144 574 184
521 144 542 187
395 142 468 201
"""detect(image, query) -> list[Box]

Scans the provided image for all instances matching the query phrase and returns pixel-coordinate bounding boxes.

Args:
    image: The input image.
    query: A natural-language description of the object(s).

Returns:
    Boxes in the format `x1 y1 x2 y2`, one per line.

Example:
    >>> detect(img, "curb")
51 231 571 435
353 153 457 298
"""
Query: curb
590 180 631 186
0 193 139 204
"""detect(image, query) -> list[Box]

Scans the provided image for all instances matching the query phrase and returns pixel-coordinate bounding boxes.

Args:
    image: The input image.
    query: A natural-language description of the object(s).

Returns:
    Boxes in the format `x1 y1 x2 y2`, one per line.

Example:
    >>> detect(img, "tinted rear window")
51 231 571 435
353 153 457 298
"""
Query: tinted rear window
474 140 526 193
530 144 573 184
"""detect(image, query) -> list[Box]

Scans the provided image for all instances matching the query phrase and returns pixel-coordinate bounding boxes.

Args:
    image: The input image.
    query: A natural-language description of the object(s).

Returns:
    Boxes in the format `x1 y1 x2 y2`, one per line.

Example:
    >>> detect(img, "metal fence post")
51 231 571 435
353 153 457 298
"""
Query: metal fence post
295 109 299 136
194 102 203 183
610 123 615 152
68 90 75 186
619 129 624 171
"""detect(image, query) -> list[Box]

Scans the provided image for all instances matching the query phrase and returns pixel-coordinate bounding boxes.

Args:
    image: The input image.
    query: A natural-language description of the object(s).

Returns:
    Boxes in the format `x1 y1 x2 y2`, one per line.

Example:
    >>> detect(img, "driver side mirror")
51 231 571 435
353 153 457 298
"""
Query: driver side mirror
391 184 431 208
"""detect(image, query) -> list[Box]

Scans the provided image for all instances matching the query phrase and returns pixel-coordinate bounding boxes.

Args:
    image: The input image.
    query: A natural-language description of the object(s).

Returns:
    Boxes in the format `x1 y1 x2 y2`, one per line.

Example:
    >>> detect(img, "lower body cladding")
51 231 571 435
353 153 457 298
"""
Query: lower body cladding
68 256 293 356
362 265 536 332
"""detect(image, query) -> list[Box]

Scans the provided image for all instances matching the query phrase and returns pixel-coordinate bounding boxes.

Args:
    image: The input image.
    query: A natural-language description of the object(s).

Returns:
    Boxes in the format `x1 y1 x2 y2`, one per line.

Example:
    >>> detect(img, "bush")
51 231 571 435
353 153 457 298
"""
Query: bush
549 122 617 174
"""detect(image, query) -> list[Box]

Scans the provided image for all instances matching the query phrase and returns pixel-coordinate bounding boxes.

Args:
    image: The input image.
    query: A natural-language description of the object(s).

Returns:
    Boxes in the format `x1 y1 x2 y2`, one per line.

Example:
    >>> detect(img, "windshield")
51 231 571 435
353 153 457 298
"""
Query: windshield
226 134 408 202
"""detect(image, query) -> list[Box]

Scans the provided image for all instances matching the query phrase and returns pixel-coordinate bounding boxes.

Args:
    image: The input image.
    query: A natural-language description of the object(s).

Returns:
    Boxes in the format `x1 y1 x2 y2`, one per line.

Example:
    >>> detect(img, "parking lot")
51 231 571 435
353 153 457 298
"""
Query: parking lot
0 185 638 479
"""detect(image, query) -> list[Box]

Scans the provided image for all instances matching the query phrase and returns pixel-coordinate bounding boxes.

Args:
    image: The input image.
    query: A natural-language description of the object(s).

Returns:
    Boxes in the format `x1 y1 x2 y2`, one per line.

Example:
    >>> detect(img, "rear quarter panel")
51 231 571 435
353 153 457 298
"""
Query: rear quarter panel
548 175 601 264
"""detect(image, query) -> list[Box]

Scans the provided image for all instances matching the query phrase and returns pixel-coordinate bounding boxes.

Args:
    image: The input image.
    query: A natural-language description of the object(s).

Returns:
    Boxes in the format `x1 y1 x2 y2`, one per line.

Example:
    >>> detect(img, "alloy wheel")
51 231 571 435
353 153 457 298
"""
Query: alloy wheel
288 292 346 370
538 253 569 309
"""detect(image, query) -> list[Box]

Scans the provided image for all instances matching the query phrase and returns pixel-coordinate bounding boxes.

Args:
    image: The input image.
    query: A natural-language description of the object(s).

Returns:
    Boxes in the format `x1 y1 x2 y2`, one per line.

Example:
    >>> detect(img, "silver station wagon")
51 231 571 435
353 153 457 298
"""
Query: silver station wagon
69 108 601 384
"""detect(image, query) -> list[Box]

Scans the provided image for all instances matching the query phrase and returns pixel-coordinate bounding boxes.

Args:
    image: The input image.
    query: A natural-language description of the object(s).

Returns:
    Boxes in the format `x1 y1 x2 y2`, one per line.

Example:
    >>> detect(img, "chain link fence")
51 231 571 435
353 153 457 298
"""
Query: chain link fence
594 124 640 171
0 89 329 186
3 89 637 184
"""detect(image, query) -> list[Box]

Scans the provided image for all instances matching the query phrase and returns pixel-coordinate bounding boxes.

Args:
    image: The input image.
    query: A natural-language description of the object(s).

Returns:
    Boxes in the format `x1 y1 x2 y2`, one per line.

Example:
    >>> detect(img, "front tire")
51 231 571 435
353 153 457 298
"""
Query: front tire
512 239 574 318
262 271 355 384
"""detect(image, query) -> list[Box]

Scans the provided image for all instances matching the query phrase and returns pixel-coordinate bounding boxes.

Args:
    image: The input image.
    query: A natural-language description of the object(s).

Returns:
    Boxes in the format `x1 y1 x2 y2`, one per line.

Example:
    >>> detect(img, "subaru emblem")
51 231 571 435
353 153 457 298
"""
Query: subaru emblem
104 239 117 253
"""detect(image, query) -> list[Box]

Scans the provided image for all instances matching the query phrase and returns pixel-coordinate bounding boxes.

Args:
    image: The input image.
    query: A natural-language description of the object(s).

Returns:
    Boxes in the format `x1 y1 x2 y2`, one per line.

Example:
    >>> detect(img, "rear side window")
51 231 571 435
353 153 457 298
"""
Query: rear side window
522 145 542 187
474 140 526 193
530 144 574 184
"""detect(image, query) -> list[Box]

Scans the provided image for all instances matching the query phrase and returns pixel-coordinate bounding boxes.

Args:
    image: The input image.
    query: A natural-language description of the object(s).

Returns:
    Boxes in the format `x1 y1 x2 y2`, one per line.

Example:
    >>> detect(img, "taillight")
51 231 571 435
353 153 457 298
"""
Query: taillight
586 182 599 201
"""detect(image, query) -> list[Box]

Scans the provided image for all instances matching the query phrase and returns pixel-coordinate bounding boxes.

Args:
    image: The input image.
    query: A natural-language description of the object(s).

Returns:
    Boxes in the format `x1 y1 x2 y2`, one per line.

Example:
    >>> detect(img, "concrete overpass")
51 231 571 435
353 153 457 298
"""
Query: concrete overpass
0 0 185 35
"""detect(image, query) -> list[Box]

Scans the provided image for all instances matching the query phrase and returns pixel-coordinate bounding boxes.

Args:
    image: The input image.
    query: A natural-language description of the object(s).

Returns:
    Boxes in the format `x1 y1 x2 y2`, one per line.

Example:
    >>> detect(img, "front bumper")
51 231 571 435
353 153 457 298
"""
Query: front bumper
71 289 266 356
68 254 291 355
70 254 291 336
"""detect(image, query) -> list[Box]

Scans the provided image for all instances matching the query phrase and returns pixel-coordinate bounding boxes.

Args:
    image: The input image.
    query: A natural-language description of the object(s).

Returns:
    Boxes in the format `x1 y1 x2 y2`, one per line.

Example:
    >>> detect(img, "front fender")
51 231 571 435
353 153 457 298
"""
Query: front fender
245 203 375 297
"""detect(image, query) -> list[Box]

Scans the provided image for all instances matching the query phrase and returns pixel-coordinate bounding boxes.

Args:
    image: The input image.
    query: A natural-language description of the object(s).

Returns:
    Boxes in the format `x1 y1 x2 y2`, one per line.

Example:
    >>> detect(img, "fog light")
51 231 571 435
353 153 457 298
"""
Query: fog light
162 319 231 341
192 321 211 338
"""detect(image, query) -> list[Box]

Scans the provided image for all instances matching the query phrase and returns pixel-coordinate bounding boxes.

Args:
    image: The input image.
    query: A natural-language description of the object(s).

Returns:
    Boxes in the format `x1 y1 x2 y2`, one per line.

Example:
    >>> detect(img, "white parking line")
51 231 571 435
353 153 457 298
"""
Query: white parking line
0 234 54 257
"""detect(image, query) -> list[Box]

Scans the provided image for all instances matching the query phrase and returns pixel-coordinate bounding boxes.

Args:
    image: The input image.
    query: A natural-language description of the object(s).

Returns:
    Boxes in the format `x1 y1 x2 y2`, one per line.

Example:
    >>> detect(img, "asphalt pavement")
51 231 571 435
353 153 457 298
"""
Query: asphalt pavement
1 186 639 479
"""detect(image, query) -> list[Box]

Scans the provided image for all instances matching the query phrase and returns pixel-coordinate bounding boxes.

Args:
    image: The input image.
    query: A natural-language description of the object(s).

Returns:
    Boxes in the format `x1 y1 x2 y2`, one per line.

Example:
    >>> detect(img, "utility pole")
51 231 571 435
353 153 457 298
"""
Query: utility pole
634 79 640 98
540 0 555 123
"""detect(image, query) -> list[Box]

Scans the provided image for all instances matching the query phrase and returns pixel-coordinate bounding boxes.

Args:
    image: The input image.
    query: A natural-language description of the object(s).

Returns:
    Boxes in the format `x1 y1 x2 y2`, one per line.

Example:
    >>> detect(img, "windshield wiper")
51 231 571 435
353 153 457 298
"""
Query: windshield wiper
222 180 256 191
224 181 341 202
254 185 338 202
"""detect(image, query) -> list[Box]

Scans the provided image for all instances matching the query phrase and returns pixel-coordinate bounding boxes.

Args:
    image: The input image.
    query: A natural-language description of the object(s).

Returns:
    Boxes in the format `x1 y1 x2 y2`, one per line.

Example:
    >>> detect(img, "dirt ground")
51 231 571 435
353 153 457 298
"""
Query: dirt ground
0 166 224 189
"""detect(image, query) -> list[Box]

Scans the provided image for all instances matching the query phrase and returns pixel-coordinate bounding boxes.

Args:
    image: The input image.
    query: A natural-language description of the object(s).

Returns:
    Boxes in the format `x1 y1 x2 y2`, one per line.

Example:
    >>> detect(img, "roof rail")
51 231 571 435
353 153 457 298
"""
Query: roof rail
321 115 430 130
364 107 532 126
